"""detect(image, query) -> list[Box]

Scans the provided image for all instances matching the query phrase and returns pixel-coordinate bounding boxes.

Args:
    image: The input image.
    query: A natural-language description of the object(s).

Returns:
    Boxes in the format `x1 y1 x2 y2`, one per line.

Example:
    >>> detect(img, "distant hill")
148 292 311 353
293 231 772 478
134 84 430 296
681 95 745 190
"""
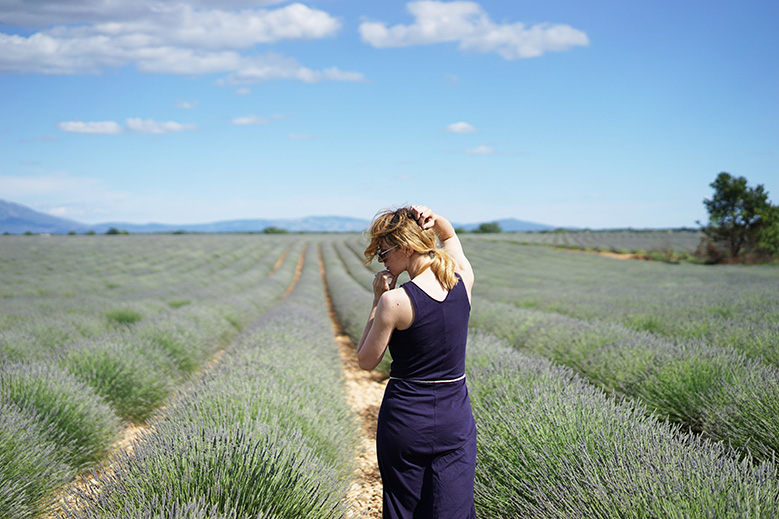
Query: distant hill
455 218 555 232
0 199 89 234
0 199 556 234
87 216 373 234
0 199 375 234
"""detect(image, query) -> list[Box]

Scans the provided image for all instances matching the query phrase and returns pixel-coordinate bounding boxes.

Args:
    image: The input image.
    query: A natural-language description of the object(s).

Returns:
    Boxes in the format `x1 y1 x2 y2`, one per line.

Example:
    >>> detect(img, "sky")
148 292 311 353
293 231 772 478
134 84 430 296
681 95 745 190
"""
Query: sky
1 0 777 228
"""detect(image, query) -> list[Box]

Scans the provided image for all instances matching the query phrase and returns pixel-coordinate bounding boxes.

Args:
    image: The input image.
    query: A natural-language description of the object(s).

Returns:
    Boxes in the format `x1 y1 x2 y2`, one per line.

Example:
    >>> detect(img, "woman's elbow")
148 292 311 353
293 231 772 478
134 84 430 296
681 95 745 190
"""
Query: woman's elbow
357 354 378 371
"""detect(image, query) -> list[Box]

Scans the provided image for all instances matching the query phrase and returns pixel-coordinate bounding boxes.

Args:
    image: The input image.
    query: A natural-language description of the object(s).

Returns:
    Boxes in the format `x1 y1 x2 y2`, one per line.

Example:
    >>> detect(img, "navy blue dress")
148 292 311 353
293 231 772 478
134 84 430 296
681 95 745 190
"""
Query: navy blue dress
377 274 477 519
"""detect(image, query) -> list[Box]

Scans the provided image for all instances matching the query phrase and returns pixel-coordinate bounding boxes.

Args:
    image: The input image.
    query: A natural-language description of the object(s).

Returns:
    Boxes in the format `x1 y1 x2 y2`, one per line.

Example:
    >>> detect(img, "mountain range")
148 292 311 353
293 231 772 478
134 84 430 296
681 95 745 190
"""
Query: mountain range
0 199 555 234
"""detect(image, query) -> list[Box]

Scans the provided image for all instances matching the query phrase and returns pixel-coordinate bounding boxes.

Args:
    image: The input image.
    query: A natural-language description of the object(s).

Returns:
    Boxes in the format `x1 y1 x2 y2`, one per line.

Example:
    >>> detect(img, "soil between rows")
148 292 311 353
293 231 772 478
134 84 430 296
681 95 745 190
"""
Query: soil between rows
318 247 387 518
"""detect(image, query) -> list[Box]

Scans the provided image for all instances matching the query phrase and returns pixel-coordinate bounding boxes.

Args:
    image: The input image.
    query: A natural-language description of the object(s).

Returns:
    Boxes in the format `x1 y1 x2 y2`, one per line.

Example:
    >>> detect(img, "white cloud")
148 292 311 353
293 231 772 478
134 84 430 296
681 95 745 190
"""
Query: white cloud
446 121 475 133
48 206 84 217
232 115 269 125
125 118 197 134
221 53 365 85
466 144 495 155
0 1 325 33
58 120 123 134
323 67 367 82
0 2 363 83
236 87 251 95
232 113 289 125
57 118 196 135
359 1 589 59
176 100 198 110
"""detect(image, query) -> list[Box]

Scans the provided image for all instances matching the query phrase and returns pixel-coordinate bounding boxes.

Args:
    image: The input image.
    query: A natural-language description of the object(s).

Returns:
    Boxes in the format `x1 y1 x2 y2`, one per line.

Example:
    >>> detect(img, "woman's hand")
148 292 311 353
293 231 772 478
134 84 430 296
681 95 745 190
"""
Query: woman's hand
373 269 396 301
410 205 435 230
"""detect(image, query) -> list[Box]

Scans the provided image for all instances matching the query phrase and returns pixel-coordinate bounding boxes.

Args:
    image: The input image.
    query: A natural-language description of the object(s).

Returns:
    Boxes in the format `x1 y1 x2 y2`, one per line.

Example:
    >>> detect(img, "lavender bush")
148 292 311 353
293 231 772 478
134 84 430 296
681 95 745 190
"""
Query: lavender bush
466 332 779 518
0 402 74 519
63 245 355 519
0 361 122 469
470 299 779 461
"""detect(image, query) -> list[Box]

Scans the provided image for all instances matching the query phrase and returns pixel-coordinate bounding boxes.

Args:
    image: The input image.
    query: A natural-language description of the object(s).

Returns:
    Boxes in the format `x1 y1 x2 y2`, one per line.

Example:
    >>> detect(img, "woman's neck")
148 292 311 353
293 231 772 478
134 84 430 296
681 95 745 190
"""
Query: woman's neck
408 254 433 279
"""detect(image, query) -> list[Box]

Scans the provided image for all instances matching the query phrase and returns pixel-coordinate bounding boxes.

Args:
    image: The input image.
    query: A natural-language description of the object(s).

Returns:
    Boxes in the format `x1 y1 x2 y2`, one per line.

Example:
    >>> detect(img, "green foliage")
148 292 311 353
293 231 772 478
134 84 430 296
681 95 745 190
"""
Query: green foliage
0 362 122 469
699 172 777 261
0 403 74 519
63 340 175 423
263 226 288 234
105 227 128 235
756 204 779 256
106 308 143 326
474 221 502 233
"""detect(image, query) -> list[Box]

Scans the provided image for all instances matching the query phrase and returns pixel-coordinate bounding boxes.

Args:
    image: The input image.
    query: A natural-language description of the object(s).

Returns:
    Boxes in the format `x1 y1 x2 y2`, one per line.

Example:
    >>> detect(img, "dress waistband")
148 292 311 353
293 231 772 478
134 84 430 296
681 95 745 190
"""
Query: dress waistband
388 373 466 384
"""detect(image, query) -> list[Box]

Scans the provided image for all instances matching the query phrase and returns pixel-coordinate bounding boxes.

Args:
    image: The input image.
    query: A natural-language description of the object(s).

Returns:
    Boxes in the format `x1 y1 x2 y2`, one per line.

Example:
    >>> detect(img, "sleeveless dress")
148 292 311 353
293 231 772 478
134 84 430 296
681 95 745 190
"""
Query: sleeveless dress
376 273 477 519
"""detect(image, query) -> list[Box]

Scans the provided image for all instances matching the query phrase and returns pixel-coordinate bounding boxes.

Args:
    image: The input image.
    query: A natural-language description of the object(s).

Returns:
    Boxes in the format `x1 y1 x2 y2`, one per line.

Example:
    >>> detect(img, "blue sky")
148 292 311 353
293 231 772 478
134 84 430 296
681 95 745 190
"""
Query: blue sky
1 0 777 228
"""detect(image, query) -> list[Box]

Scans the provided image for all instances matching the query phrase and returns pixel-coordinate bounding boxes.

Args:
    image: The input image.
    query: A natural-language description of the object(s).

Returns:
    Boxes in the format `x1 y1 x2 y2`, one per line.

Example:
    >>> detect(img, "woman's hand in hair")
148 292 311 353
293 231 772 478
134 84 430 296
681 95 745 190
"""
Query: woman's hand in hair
410 205 435 230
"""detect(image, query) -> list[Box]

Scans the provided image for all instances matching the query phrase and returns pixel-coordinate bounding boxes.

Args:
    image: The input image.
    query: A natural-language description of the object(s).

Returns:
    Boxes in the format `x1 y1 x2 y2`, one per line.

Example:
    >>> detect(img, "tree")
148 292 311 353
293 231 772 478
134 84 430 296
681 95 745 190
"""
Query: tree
474 222 502 233
700 172 771 259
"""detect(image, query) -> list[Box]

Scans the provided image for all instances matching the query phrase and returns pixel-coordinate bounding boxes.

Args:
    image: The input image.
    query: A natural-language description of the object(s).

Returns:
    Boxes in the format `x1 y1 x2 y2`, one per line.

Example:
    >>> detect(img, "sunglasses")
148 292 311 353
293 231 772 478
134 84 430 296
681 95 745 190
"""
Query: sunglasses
377 245 398 261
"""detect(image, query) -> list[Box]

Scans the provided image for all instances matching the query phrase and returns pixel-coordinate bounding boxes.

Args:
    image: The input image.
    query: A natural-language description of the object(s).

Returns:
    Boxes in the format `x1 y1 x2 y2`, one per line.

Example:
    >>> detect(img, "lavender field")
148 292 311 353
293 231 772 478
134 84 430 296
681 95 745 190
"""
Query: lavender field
2 234 778 518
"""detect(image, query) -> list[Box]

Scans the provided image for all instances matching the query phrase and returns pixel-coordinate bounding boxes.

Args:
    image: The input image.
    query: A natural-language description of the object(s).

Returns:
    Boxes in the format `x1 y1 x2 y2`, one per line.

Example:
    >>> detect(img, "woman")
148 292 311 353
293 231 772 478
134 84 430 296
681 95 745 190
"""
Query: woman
357 205 476 519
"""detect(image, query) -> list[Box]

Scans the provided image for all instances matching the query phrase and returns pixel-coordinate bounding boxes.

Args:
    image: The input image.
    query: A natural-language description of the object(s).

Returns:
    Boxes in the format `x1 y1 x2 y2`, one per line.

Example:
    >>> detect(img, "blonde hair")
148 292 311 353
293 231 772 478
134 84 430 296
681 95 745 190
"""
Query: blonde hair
364 207 458 290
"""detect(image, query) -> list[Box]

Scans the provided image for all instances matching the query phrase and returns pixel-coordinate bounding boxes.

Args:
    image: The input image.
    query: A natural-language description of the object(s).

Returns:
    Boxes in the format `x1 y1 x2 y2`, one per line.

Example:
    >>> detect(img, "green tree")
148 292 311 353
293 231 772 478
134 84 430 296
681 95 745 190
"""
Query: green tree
474 222 502 233
757 205 779 256
700 172 771 258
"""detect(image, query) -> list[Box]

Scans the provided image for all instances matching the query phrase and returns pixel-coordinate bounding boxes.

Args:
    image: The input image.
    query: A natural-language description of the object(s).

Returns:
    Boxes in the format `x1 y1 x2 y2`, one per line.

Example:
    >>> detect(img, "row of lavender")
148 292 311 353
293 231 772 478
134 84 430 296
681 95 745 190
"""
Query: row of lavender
463 237 779 365
462 238 779 460
62 244 356 518
486 229 703 254
0 235 302 518
324 237 779 516
1 235 286 360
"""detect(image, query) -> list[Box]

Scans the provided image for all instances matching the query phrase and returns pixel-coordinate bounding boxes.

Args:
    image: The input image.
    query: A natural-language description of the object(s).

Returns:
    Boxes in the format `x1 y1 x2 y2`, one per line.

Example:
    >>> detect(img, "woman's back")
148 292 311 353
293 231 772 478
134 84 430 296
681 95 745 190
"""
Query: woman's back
387 274 470 381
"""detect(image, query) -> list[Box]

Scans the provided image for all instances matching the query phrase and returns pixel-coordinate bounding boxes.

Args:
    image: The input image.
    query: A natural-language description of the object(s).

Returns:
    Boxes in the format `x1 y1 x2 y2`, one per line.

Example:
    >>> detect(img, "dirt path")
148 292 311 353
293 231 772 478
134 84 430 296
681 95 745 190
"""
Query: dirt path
318 247 387 519
561 247 648 260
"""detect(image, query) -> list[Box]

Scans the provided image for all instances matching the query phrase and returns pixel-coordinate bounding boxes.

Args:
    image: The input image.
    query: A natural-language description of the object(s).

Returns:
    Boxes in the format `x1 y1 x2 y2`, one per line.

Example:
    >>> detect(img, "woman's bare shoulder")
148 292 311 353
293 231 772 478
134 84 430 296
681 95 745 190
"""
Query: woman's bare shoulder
381 285 411 308
378 286 414 330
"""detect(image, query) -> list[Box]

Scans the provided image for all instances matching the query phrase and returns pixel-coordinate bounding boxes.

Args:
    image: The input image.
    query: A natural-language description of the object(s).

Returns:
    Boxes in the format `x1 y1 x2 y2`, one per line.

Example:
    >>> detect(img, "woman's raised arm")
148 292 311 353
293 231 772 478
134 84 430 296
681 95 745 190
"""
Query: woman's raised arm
410 205 474 293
